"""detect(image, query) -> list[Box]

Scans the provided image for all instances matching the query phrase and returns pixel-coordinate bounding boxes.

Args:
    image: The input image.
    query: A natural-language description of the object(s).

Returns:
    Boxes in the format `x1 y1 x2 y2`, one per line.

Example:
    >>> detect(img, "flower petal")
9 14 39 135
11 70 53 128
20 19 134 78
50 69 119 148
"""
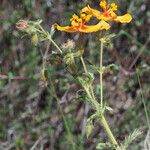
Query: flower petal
53 24 78 32
79 20 110 33
114 13 132 23
81 5 102 19
81 5 115 21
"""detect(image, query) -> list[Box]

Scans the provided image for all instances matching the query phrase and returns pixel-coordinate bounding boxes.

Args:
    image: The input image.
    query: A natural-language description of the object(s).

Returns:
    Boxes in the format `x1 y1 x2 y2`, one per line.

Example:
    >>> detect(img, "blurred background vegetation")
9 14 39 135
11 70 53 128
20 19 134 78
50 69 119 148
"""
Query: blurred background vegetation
0 0 150 149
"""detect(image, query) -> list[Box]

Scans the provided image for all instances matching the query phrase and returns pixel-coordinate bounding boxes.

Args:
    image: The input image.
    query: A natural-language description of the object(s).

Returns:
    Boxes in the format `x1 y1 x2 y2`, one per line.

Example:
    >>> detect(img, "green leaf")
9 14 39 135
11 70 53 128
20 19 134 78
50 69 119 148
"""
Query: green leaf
90 63 119 75
63 50 82 65
121 129 142 150
77 72 94 89
85 121 93 139
63 52 78 75
90 65 101 74
105 106 113 112
85 114 98 139
83 72 94 85
42 68 48 81
99 33 116 48
28 19 42 27
105 64 119 71
66 63 77 76
76 89 88 102
64 53 74 65
73 50 82 58
87 114 97 122
31 33 38 46
96 142 115 150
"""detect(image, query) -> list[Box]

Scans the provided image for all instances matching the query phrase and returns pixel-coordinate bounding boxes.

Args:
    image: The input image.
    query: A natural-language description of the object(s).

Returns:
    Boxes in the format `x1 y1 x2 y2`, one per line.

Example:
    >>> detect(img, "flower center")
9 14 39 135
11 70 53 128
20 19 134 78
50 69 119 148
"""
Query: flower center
70 13 91 27
100 0 118 13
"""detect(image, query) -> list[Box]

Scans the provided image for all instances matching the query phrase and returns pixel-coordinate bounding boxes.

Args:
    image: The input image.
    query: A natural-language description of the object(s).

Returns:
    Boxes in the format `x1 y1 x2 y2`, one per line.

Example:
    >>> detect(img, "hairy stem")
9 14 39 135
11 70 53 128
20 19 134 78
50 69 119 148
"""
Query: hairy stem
99 40 120 149
80 56 88 73
100 114 121 150
82 55 121 149
79 34 120 150
100 41 103 107
79 33 96 101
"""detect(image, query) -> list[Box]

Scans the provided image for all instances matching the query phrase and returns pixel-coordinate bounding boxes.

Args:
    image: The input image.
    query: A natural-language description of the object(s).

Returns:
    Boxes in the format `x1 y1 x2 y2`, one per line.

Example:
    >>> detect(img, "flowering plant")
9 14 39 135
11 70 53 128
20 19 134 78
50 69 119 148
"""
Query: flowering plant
16 1 142 150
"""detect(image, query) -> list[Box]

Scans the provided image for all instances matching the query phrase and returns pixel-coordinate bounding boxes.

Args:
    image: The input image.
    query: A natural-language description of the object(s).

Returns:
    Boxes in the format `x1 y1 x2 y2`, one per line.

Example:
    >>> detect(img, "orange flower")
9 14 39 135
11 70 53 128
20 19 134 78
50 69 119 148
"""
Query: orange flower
53 13 110 33
81 0 132 23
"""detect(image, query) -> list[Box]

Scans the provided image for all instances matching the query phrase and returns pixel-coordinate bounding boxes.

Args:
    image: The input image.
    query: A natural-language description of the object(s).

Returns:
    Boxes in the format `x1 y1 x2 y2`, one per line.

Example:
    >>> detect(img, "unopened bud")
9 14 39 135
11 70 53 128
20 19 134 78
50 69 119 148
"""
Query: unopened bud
16 20 29 31
62 39 75 50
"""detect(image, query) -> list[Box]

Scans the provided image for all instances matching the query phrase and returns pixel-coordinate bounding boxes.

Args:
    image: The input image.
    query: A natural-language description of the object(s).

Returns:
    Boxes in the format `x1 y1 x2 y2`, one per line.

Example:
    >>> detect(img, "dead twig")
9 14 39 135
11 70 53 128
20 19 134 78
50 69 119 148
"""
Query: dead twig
30 136 43 150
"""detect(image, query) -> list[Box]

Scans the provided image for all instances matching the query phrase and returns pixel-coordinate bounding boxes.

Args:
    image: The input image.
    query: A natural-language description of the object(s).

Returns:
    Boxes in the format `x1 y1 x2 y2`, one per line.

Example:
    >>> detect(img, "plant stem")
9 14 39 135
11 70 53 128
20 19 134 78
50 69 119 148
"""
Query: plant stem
79 35 120 149
81 55 121 150
81 56 97 103
100 114 121 150
100 41 103 107
99 40 121 150
47 36 63 54
81 55 121 149
37 25 63 54
80 56 88 73
79 33 96 101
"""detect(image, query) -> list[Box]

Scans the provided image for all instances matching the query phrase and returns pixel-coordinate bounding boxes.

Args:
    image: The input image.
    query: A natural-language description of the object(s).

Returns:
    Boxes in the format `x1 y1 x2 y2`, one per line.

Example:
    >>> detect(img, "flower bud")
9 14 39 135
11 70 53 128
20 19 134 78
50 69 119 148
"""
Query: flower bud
16 20 29 31
62 39 75 50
